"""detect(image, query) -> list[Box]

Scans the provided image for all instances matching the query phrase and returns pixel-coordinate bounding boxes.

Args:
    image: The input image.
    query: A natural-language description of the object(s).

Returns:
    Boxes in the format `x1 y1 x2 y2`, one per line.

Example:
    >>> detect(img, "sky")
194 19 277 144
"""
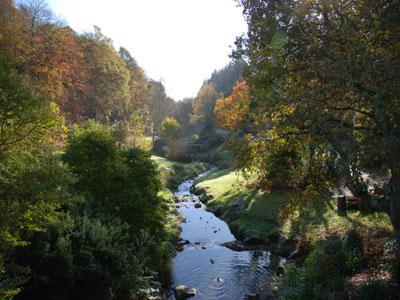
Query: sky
47 0 248 101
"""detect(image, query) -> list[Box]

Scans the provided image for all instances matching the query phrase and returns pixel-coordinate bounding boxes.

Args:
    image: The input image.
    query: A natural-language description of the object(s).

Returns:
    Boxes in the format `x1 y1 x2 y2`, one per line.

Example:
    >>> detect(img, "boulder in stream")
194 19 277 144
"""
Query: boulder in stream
173 285 196 299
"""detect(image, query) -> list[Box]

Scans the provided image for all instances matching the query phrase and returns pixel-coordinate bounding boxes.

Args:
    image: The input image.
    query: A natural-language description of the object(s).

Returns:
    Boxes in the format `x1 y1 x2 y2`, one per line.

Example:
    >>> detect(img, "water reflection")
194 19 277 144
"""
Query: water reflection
172 172 273 300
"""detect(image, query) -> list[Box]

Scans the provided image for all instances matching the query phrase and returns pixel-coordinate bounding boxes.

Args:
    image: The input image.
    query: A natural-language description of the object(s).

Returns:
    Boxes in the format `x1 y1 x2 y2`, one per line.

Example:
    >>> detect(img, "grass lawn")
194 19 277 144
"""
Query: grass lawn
195 169 393 242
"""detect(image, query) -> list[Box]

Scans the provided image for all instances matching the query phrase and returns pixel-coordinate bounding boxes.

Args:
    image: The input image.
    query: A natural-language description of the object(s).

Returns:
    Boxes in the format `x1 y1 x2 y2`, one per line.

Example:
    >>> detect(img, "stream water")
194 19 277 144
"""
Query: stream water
171 170 274 300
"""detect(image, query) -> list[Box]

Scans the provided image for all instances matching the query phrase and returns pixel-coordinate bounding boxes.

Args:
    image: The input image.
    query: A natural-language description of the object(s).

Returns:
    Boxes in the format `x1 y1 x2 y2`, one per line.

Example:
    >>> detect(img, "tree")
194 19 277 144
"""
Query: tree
214 81 249 130
62 121 163 232
235 0 400 268
146 80 175 139
191 83 222 131
79 27 130 122
119 46 148 115
160 117 181 140
0 55 58 152
207 60 245 97
173 97 193 134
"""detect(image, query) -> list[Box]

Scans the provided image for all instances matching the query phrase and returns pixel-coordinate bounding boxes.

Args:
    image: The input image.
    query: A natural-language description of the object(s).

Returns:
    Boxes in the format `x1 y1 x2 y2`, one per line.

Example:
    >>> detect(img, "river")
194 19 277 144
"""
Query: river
171 170 274 300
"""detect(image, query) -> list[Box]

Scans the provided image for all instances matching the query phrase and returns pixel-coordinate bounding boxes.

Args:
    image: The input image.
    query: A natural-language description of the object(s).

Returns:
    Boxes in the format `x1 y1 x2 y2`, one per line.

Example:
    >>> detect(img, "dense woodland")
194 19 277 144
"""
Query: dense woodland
1 0 400 299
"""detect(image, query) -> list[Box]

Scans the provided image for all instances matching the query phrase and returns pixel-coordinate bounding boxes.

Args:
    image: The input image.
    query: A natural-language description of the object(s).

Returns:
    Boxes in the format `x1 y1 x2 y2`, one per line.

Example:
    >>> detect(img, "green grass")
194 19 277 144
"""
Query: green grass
152 155 175 169
152 155 209 190
288 198 393 242
196 169 291 239
195 169 393 242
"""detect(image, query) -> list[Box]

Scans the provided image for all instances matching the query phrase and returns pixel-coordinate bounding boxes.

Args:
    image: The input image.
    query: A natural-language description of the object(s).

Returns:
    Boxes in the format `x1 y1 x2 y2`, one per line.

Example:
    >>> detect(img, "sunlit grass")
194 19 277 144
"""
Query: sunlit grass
196 169 393 240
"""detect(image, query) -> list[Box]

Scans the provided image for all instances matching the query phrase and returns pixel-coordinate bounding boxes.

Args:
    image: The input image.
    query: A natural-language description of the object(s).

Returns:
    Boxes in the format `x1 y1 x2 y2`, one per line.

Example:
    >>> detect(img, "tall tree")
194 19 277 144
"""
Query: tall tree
79 27 130 122
207 60 245 97
173 97 194 134
214 81 249 131
235 0 400 265
191 83 222 131
146 80 175 139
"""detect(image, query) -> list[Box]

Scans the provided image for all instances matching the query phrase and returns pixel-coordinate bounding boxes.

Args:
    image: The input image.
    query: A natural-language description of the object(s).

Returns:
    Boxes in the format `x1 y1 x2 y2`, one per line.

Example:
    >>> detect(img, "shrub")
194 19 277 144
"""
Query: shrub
13 213 150 300
167 139 189 162
152 138 168 157
280 237 349 299
160 117 181 140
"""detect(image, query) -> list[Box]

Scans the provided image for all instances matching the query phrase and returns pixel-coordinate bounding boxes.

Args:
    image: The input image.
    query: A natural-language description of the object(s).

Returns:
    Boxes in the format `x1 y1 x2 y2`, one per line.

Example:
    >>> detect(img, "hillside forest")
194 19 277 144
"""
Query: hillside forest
1 0 400 299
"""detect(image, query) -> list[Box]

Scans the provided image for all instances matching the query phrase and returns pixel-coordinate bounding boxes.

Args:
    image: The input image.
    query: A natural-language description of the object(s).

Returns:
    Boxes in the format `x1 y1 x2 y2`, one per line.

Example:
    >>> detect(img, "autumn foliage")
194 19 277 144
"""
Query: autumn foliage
214 81 248 130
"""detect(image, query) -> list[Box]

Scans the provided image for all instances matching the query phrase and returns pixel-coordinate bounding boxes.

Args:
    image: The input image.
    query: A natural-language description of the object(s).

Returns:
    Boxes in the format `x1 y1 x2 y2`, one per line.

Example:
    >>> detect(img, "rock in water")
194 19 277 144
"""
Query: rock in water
245 292 258 299
173 285 196 299
194 202 202 208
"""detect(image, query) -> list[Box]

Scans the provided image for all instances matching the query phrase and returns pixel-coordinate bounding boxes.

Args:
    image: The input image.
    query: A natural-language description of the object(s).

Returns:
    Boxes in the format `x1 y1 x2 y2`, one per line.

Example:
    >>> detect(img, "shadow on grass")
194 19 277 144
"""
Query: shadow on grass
196 167 392 243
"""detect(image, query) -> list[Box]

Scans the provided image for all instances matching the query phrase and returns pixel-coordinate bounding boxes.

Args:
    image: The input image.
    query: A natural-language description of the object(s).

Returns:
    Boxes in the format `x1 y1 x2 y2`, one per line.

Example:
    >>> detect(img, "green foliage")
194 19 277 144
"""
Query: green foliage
280 238 347 299
191 83 222 131
12 213 150 300
63 121 163 233
0 150 75 297
0 120 174 298
79 27 130 122
160 117 181 140
119 147 163 233
234 0 400 253
62 121 119 202
0 55 58 153
280 234 367 299
152 155 209 190
152 138 168 157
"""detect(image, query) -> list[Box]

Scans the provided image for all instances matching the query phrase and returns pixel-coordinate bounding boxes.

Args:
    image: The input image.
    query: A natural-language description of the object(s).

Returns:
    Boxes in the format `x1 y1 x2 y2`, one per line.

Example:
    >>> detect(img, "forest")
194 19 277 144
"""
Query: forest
1 0 400 299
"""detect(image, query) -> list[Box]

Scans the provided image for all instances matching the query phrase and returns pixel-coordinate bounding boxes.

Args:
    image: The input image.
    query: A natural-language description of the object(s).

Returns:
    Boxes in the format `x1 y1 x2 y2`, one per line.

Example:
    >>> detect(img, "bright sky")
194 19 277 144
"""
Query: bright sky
47 0 247 101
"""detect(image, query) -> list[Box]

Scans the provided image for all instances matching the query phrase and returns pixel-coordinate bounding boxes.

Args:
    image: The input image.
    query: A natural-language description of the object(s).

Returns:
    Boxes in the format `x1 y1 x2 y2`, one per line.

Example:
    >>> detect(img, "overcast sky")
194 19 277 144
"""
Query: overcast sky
47 0 247 101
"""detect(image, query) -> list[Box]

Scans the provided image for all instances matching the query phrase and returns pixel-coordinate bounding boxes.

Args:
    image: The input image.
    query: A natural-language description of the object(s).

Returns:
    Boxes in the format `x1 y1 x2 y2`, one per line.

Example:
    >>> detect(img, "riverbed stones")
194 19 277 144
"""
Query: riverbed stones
194 202 202 208
276 257 287 276
177 238 190 245
173 285 196 299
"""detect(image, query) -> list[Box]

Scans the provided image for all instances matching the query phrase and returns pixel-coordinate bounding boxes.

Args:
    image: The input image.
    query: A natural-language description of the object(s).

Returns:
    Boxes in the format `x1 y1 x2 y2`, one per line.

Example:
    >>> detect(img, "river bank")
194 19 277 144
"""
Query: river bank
191 168 397 298
170 170 275 300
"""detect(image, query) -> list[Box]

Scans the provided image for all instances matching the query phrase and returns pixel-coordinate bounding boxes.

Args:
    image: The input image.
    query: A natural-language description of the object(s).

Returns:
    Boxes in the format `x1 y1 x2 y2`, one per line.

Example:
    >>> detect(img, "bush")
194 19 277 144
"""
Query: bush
167 139 189 162
13 213 151 300
0 151 75 298
152 138 168 157
280 234 365 299
63 123 164 234
160 117 181 140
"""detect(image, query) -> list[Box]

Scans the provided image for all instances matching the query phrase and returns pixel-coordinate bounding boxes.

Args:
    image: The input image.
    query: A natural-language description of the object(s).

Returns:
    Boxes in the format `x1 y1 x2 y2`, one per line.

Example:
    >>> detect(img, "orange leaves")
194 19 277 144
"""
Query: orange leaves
214 81 249 130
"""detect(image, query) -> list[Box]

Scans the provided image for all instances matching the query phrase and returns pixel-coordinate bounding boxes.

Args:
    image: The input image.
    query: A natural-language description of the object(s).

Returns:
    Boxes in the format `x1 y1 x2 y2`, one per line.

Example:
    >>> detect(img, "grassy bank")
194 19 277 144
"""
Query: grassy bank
195 168 397 298
195 168 392 244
